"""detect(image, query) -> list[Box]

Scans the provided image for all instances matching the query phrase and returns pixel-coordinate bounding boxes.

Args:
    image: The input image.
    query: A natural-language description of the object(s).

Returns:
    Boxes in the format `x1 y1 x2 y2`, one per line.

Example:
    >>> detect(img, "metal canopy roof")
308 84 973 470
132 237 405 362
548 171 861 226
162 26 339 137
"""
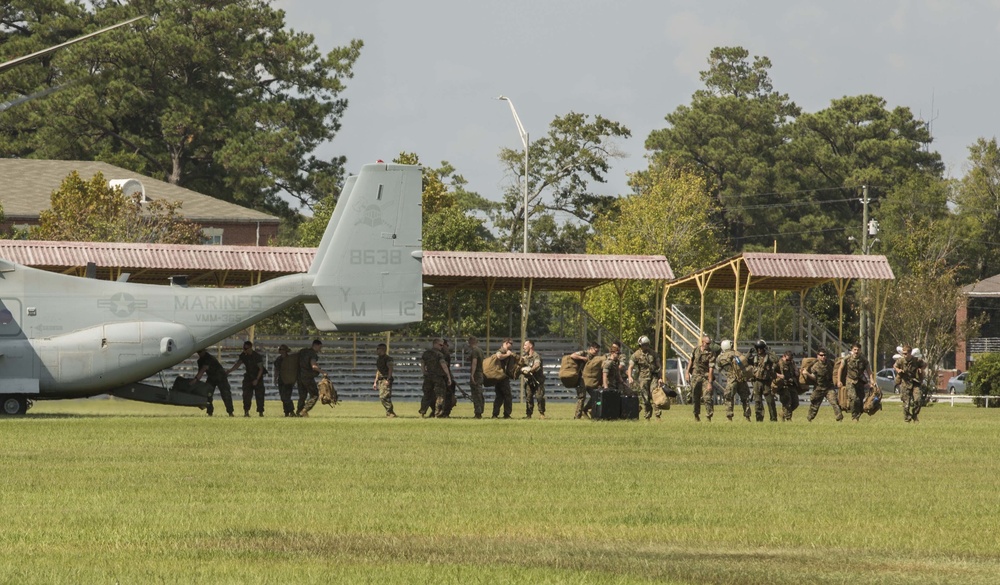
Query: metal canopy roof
421 251 675 292
0 240 313 287
668 252 895 292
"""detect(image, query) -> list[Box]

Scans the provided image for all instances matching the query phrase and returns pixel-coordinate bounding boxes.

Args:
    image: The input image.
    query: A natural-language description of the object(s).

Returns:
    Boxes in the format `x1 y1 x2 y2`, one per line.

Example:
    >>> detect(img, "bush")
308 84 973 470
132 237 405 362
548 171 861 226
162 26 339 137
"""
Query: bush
968 353 1000 407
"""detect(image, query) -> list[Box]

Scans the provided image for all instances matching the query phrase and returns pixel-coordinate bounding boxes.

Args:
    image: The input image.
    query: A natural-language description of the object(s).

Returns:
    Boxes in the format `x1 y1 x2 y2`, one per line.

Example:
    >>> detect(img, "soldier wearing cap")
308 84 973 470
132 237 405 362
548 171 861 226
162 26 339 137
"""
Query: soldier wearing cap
747 339 777 422
894 344 925 423
628 335 664 420
805 348 843 422
373 343 396 418
687 335 716 422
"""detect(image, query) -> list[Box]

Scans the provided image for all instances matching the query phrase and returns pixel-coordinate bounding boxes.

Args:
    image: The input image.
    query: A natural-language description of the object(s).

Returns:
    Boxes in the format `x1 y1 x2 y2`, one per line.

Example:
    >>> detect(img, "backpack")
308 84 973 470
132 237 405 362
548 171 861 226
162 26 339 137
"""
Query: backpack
559 354 582 388
318 375 339 407
582 355 605 389
864 387 883 416
483 354 507 387
834 356 847 387
279 351 299 385
651 384 671 408
799 357 817 387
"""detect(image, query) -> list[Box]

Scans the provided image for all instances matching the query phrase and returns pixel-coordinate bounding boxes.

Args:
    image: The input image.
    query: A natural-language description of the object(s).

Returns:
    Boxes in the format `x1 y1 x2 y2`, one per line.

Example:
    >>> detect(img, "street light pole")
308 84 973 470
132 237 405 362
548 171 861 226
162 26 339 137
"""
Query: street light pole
497 95 529 254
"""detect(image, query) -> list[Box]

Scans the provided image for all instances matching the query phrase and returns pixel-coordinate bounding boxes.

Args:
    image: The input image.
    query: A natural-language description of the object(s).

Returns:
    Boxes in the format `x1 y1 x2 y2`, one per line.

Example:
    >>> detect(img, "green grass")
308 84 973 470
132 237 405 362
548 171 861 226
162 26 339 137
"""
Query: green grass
2 398 999 584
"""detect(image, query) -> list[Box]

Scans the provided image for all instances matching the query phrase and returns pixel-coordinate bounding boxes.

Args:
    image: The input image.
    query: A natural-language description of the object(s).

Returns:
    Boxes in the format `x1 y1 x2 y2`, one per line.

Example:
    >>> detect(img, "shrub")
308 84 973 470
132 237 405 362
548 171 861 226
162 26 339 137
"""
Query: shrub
967 353 1000 407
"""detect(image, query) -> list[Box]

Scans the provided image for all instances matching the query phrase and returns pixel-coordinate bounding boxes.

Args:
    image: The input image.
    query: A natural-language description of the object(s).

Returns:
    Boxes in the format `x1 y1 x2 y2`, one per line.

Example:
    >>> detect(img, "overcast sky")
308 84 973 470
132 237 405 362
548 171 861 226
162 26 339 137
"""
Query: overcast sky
275 0 1000 207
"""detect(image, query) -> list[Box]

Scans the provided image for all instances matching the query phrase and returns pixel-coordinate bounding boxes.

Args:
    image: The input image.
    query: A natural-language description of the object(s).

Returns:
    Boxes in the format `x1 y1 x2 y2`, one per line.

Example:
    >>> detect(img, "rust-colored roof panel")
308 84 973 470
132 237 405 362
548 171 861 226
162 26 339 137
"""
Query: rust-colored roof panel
670 253 894 292
742 253 895 280
422 251 674 291
0 240 313 286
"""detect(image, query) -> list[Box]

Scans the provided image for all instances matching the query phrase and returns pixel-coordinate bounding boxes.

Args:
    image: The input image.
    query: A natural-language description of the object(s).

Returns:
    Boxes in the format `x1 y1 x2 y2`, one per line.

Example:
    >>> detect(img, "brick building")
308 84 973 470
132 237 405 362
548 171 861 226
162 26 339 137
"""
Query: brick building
0 159 280 246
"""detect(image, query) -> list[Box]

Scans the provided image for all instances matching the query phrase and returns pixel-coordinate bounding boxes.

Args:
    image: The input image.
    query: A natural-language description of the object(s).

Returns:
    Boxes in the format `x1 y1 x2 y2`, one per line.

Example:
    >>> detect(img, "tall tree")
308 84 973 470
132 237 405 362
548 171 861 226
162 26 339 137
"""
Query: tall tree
645 46 800 250
32 170 204 244
780 95 945 254
491 111 630 252
584 164 724 343
0 0 362 217
953 137 1000 281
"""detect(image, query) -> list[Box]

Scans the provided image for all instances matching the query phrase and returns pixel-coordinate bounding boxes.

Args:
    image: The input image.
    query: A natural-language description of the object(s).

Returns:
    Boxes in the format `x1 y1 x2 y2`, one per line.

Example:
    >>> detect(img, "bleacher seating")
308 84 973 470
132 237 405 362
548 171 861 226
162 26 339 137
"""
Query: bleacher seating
144 337 591 403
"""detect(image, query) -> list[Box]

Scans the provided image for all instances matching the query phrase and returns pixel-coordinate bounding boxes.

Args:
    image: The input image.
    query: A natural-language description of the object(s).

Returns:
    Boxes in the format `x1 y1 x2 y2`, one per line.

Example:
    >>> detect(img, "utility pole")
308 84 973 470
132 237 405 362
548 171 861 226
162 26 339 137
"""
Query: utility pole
860 185 872 362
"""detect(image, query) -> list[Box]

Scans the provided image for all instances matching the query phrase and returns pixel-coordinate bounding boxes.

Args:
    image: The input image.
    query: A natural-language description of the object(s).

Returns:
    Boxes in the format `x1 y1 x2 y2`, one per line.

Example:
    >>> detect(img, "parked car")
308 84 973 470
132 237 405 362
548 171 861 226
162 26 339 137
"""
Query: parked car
947 372 967 394
663 357 689 388
875 368 896 394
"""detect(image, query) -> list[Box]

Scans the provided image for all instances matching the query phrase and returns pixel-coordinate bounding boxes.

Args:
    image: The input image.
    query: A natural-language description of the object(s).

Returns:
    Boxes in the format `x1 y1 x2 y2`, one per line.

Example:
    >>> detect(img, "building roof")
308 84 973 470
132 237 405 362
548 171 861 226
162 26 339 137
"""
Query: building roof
963 274 1000 297
0 239 312 287
668 252 895 292
421 251 674 292
0 159 278 223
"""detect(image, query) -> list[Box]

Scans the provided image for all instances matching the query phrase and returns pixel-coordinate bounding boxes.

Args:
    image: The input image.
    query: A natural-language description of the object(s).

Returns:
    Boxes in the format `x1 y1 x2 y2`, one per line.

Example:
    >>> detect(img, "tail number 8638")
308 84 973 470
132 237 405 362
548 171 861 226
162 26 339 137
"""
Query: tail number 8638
350 249 402 265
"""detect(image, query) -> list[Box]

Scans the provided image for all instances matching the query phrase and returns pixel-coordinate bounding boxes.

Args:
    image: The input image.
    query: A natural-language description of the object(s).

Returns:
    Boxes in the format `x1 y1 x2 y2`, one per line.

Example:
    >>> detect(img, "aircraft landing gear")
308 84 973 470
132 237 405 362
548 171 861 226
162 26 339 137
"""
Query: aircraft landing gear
2 395 28 415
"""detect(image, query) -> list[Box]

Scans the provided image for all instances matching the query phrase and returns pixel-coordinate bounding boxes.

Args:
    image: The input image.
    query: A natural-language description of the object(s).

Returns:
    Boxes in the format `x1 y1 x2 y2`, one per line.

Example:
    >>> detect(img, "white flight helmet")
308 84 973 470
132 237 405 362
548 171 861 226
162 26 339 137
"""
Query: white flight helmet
638 335 651 346
912 348 922 359
720 339 732 351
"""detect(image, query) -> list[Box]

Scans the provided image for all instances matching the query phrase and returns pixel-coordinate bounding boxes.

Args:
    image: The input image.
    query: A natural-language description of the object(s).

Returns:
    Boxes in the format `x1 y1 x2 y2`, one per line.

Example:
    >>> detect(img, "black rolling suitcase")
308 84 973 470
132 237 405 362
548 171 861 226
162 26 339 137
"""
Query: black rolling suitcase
620 393 640 420
593 389 621 420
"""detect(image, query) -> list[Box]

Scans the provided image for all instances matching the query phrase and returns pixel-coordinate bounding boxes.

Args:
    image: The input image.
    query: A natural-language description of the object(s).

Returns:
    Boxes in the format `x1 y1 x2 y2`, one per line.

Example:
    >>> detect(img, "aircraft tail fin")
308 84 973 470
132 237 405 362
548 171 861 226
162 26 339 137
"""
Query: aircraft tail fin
309 163 423 331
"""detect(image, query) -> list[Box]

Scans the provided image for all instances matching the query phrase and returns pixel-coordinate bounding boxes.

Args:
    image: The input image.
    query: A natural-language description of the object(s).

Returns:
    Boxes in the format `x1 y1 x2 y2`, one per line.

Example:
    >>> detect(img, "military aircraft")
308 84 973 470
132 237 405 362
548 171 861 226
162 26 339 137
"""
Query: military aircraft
0 163 424 415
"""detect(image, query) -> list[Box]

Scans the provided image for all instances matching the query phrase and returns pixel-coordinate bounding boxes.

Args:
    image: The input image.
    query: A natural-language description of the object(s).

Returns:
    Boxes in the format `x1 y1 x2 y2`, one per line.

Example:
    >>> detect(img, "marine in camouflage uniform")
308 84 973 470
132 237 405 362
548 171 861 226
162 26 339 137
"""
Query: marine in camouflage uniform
420 339 451 418
570 342 600 419
195 349 234 417
628 337 665 420
520 340 546 419
715 342 751 421
841 343 872 421
467 337 486 419
491 338 516 419
418 339 443 417
747 341 777 422
773 351 800 421
894 345 925 423
373 343 396 418
602 343 626 392
805 349 843 422
687 336 716 422
440 339 458 417
273 345 297 417
227 341 266 417
297 340 325 417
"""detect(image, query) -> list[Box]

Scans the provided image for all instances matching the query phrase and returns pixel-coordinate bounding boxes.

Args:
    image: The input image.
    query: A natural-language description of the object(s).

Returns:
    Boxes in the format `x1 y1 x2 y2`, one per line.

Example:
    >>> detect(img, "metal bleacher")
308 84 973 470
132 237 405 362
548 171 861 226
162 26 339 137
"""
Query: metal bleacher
143 337 588 402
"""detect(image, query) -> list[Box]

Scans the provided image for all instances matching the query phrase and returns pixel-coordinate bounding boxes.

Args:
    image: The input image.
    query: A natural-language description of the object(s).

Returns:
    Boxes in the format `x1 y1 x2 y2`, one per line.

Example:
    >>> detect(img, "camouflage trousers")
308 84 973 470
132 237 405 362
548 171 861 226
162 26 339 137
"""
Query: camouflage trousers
724 380 751 420
205 378 234 416
807 385 843 421
277 382 296 416
575 384 589 418
492 379 513 418
470 372 485 417
419 378 435 416
298 376 319 413
775 381 800 421
845 381 865 420
377 378 394 415
635 377 665 419
752 379 777 422
242 378 265 414
690 375 714 420
524 380 545 417
900 382 922 422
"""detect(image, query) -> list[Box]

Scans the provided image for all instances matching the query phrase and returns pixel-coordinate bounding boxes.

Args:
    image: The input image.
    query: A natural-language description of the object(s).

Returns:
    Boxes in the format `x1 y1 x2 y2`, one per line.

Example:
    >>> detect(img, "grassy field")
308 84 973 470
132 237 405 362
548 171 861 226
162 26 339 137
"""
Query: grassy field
2 398 999 584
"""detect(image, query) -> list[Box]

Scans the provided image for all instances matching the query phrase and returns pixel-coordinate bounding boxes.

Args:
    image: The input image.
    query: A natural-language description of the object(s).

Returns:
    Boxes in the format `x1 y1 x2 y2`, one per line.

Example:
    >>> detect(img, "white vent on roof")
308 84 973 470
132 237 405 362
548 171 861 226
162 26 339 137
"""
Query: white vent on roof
108 178 148 202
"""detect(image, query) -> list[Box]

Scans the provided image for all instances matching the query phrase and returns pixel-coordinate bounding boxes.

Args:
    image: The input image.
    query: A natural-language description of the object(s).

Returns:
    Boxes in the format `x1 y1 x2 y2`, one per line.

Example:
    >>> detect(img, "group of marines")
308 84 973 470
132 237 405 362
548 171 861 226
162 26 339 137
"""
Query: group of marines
406 334 929 423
